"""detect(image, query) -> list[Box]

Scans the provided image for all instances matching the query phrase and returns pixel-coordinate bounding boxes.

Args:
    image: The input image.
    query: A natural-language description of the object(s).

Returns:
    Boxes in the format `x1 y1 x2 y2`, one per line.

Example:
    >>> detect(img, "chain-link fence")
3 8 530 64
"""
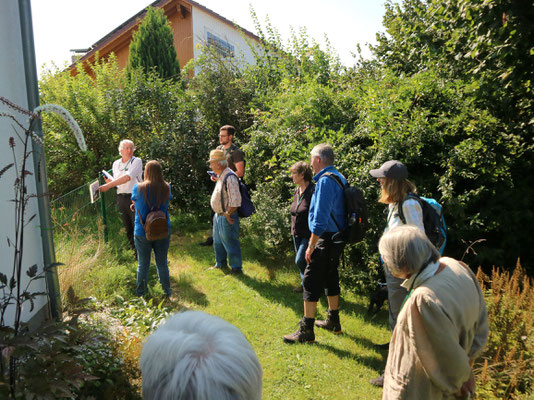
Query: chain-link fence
50 174 122 296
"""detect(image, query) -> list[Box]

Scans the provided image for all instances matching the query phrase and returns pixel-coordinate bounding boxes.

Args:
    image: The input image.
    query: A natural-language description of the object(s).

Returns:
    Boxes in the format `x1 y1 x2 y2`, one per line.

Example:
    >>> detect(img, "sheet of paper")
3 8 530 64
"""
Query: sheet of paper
89 180 100 203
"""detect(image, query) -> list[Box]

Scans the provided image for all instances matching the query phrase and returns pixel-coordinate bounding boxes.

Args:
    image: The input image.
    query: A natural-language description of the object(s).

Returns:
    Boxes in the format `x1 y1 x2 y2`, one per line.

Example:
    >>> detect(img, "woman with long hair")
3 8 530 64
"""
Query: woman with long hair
131 160 172 297
369 160 424 387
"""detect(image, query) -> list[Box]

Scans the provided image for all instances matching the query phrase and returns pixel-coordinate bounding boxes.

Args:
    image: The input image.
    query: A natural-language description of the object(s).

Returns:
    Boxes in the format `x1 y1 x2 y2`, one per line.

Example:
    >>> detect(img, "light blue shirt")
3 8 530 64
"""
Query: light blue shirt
308 166 347 236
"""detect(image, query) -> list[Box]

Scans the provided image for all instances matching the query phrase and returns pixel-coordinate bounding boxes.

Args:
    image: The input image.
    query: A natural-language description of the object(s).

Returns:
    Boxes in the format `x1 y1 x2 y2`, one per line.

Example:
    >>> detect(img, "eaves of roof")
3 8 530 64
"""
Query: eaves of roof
73 0 261 67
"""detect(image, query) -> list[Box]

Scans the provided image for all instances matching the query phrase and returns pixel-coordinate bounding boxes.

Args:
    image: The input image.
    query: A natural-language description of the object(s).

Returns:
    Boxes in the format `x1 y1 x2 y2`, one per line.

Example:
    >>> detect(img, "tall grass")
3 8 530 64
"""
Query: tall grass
53 213 534 399
476 262 534 399
55 217 138 305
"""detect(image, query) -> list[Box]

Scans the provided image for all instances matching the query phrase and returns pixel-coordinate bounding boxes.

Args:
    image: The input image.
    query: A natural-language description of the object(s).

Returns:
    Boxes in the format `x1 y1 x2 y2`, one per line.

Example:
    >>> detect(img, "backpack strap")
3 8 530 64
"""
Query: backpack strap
136 207 146 230
136 186 161 229
321 172 346 232
220 172 239 213
397 192 419 225
140 187 153 210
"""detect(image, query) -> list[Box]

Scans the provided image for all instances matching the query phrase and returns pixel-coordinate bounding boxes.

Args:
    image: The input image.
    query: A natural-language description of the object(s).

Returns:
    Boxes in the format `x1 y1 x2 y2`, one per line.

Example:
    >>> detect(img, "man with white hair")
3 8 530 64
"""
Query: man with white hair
140 311 262 400
283 143 347 343
207 149 243 274
99 139 143 251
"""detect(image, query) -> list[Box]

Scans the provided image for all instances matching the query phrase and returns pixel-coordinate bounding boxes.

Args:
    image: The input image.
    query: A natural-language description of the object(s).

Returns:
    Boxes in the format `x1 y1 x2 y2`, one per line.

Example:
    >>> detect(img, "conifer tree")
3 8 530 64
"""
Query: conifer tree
127 6 181 80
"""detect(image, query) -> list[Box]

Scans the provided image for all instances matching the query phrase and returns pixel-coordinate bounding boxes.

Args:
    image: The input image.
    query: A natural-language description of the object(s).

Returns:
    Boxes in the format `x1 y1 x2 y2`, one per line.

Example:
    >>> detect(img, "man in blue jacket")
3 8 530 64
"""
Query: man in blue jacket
284 143 347 343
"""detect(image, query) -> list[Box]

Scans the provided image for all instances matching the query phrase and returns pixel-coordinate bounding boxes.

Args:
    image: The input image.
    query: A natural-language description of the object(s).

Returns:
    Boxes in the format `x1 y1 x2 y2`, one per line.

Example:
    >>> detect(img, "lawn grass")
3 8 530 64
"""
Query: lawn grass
163 226 390 400
58 215 390 399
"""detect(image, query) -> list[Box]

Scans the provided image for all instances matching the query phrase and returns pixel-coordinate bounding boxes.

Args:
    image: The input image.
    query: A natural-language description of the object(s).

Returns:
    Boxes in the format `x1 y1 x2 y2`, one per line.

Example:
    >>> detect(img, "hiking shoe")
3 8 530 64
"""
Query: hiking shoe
283 317 315 344
374 342 390 350
199 237 214 246
208 265 224 270
292 285 304 293
369 374 384 387
315 310 342 334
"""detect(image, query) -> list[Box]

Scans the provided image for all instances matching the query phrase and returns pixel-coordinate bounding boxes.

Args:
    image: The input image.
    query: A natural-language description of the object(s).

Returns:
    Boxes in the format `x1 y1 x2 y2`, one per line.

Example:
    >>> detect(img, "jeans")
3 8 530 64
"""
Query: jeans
384 264 406 331
213 213 242 270
293 235 309 281
135 234 171 296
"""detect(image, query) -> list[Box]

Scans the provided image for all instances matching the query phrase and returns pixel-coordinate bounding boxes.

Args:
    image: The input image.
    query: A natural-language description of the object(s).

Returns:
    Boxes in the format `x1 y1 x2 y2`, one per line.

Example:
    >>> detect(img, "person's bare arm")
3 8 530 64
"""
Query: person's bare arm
99 174 131 192
234 161 245 178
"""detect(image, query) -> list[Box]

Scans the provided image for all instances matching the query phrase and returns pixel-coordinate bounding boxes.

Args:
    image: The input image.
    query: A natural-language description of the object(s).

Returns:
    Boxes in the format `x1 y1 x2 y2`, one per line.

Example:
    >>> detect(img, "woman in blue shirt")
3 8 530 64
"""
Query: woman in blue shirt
131 160 172 297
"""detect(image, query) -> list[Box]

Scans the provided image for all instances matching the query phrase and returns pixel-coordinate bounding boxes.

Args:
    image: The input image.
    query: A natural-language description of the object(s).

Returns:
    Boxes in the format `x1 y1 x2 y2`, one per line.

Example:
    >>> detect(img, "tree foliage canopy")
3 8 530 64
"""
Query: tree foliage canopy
127 6 181 80
40 4 534 288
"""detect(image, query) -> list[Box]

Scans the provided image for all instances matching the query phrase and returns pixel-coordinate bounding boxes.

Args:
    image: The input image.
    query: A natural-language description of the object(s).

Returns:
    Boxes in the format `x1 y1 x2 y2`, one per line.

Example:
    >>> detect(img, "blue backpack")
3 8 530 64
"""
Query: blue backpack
221 173 255 218
398 193 447 254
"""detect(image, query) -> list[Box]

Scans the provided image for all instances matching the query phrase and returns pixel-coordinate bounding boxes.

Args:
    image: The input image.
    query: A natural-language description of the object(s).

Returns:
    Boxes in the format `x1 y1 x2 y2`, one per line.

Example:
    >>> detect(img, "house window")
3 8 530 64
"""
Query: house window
207 32 235 57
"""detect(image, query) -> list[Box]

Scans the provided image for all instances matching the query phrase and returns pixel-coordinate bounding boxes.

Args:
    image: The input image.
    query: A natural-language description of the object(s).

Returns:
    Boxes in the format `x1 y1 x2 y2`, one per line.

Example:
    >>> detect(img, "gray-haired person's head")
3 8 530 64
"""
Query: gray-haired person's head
140 311 263 400
310 143 334 166
118 139 135 153
378 225 440 277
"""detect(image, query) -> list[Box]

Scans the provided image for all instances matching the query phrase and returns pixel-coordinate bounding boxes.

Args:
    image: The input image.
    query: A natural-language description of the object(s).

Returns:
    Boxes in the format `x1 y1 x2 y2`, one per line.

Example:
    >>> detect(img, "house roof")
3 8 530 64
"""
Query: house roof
74 0 260 66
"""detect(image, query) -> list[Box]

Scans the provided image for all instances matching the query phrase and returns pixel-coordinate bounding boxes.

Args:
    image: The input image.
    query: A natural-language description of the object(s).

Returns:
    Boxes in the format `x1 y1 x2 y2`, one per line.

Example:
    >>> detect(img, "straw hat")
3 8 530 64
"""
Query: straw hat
207 149 226 163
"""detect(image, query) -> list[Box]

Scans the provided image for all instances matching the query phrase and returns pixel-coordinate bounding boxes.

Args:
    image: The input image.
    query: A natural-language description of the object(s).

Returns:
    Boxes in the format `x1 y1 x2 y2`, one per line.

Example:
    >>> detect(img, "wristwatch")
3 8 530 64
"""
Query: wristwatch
308 243 316 250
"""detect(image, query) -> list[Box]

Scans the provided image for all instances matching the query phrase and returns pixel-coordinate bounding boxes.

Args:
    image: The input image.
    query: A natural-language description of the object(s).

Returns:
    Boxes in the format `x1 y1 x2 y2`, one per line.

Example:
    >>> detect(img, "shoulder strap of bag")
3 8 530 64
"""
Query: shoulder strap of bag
136 185 160 230
398 192 419 224
136 207 146 230
220 172 239 212
140 186 154 210
321 172 346 232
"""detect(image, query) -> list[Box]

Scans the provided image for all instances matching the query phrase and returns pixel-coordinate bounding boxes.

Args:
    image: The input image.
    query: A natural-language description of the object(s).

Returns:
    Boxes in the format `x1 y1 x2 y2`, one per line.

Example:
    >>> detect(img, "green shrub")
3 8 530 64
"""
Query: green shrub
241 182 292 257
110 296 172 336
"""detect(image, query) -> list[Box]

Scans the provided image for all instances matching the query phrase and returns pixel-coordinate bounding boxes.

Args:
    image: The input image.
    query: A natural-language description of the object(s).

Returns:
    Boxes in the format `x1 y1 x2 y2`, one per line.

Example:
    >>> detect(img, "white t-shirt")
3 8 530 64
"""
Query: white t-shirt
112 156 143 194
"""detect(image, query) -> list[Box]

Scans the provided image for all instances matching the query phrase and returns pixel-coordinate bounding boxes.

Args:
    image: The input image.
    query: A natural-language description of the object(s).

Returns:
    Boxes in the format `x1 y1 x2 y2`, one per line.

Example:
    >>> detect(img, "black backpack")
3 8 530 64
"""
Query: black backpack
323 173 368 244
398 193 447 254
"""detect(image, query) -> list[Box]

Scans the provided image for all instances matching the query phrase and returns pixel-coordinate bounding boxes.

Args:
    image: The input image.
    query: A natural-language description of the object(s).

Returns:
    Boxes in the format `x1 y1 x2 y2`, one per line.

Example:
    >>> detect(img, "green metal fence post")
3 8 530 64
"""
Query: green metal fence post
98 175 109 242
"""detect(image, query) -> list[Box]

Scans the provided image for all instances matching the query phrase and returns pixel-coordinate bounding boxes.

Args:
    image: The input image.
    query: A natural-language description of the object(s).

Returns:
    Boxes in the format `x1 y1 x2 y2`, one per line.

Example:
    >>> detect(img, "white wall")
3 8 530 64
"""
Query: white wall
191 6 258 71
0 1 48 327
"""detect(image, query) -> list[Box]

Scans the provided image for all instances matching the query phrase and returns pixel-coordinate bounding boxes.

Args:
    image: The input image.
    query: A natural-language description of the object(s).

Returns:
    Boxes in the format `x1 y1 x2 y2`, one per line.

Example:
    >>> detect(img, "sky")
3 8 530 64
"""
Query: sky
30 0 390 75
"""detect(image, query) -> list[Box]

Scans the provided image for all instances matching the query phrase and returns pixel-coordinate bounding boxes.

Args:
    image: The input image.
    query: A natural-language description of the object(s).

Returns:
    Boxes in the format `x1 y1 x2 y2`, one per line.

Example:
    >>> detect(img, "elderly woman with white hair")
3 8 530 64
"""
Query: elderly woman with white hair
378 226 489 400
140 311 262 400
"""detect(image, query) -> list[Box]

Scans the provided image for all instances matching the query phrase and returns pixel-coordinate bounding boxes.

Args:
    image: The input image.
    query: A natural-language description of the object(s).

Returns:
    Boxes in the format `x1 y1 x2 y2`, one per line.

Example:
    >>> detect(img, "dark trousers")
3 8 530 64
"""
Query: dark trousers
302 233 345 302
117 193 135 249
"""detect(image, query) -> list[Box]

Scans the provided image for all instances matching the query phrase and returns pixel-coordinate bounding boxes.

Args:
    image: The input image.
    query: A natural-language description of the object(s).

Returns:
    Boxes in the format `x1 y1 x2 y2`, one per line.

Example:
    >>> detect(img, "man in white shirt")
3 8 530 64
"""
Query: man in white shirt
99 139 143 251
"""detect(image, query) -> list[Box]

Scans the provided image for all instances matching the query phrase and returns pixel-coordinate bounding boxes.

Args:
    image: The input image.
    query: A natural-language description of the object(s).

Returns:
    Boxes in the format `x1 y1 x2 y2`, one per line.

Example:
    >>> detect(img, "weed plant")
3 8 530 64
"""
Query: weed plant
476 262 534 399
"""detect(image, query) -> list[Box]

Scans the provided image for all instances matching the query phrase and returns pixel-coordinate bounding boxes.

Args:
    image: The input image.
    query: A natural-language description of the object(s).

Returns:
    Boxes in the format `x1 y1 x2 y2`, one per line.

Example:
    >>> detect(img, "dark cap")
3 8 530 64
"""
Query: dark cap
370 160 408 180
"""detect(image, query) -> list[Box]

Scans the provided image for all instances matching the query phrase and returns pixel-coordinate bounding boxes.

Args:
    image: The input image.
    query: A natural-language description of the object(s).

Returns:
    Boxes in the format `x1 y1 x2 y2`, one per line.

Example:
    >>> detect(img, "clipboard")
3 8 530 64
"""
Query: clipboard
89 180 100 203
